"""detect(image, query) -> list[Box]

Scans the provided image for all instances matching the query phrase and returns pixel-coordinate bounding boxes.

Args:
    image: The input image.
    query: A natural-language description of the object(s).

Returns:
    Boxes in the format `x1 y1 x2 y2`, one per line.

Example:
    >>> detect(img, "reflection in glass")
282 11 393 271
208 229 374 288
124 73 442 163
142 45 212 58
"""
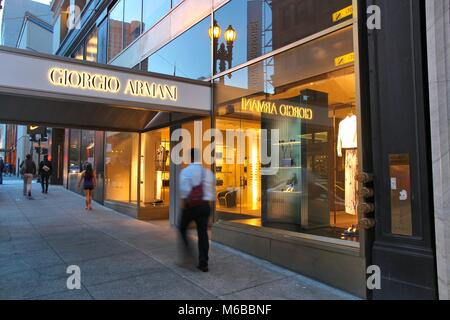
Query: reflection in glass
124 0 142 47
214 27 359 241
143 0 170 32
68 129 81 193
147 17 211 80
213 0 352 74
108 0 124 61
85 27 98 62
104 132 139 204
97 20 108 64
81 130 95 168
69 129 81 174
72 45 84 60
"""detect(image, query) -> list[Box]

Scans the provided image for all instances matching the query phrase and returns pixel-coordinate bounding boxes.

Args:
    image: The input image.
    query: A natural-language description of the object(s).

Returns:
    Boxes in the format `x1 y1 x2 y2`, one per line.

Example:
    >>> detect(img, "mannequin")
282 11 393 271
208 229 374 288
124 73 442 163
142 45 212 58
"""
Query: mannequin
337 112 358 216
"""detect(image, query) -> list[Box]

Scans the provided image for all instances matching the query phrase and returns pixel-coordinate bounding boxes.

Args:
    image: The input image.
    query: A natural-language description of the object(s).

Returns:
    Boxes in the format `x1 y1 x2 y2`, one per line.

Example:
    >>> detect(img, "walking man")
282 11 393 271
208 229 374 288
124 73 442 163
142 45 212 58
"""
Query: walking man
20 154 37 199
179 149 215 272
0 157 4 185
39 155 52 194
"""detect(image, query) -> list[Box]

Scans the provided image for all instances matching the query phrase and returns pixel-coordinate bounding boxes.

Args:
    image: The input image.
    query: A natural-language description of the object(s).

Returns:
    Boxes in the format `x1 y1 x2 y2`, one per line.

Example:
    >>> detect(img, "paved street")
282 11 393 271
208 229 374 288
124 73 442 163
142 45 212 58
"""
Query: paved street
0 178 357 300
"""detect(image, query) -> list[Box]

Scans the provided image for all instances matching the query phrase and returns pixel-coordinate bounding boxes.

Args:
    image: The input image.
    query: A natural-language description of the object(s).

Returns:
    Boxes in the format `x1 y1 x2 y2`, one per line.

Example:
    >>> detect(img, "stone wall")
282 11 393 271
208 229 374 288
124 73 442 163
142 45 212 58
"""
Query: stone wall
426 0 450 300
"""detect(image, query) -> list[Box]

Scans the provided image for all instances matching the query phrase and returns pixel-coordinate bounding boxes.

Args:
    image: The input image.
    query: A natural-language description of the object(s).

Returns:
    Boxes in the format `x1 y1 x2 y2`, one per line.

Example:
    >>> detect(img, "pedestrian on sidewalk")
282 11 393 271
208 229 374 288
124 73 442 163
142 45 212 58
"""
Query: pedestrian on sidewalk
78 162 96 211
178 148 215 272
38 155 52 194
0 157 4 185
19 154 37 199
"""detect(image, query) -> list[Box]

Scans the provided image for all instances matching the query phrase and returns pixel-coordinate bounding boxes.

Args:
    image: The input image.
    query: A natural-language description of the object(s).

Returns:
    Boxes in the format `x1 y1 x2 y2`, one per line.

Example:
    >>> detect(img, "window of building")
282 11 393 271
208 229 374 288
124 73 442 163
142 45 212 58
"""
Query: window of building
71 44 84 60
104 132 139 204
147 16 211 80
85 27 98 62
97 19 108 64
143 0 170 32
214 26 359 242
140 128 171 211
68 129 81 192
212 0 352 74
171 0 183 7
108 0 124 61
80 130 95 167
124 0 142 48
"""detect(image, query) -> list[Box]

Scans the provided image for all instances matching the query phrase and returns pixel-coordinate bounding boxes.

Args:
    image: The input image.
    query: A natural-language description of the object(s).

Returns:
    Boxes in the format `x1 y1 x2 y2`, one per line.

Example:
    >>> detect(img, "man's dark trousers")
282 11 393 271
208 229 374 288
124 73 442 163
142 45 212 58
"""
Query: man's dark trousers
179 203 210 267
41 174 49 193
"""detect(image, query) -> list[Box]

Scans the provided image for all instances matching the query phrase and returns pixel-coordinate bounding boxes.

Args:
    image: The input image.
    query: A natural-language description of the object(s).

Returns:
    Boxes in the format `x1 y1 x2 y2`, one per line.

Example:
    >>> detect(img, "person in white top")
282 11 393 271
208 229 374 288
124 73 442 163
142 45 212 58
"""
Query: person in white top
178 148 215 272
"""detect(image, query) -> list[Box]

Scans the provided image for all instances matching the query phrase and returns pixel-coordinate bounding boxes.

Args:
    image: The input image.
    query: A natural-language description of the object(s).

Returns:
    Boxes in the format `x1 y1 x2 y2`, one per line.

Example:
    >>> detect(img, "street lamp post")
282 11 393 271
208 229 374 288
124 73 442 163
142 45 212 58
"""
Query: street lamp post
209 21 236 80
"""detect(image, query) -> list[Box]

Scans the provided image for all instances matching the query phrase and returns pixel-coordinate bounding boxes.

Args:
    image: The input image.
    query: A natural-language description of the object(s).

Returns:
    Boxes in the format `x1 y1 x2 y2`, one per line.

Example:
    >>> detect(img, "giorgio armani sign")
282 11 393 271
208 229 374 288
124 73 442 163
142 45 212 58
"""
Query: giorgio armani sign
48 67 178 101
0 47 209 113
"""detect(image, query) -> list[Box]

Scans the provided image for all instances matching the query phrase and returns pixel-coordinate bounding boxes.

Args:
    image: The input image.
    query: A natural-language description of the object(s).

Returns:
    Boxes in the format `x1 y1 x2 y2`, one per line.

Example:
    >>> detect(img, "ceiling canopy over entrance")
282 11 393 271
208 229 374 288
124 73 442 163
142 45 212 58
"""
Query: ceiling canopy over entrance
0 47 211 131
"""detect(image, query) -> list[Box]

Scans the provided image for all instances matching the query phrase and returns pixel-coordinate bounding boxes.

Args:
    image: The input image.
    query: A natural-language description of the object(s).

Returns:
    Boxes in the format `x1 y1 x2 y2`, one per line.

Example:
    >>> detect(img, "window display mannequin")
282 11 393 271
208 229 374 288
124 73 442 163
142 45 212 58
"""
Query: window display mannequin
156 144 168 171
337 113 358 216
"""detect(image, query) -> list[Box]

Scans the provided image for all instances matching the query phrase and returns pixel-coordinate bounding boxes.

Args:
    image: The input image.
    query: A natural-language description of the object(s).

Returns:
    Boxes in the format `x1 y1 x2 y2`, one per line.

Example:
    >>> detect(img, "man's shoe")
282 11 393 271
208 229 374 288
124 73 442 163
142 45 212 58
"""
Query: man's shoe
197 265 209 272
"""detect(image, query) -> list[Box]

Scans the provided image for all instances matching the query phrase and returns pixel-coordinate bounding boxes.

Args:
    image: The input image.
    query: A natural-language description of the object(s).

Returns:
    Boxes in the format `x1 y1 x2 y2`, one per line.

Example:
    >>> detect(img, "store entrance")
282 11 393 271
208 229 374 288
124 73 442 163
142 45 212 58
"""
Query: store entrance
139 127 171 220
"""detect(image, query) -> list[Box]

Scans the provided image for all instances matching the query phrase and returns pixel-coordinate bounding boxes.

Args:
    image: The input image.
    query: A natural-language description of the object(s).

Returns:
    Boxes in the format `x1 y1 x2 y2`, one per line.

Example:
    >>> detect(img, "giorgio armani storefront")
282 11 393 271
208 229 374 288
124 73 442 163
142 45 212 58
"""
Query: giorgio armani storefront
209 0 367 297
0 0 437 300
55 0 439 299
210 0 438 300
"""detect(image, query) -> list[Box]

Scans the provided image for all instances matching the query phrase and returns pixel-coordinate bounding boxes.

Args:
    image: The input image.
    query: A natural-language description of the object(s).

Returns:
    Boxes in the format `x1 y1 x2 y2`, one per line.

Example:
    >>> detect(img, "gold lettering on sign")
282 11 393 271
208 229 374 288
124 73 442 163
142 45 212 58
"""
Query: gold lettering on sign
124 80 178 102
48 67 179 102
241 98 313 120
48 68 120 93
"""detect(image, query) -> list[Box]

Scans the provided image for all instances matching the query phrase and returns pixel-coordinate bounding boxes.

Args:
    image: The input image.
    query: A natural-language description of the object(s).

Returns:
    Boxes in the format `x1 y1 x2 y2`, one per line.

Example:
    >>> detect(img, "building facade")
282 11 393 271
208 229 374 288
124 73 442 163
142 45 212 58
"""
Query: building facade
5 0 434 299
0 0 56 175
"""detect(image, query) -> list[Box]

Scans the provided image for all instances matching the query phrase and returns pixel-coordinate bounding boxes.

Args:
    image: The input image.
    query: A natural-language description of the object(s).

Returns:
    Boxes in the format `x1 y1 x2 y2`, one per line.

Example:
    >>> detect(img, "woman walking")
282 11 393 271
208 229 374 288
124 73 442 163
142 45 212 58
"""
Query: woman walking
78 163 96 210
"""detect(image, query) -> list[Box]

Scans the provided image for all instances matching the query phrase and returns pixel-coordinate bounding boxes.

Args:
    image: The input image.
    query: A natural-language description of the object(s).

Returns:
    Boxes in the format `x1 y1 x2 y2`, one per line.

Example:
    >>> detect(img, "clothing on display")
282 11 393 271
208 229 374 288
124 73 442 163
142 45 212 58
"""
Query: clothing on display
344 149 358 215
156 144 169 171
337 114 358 215
337 114 357 157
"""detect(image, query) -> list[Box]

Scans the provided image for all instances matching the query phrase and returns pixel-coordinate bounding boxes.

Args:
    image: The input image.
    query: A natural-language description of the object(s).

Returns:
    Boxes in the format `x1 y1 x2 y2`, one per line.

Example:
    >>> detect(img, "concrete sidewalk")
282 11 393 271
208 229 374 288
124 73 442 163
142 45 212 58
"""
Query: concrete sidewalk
0 179 357 300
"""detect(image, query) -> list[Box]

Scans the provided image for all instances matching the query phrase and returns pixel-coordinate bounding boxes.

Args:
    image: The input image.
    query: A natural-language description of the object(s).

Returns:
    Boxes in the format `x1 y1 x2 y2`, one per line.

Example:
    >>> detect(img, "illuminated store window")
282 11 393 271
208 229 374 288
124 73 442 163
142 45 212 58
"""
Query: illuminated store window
215 119 262 220
123 0 142 47
68 129 81 192
85 27 98 62
81 130 95 167
140 128 171 216
147 17 211 80
143 0 170 32
104 132 139 204
214 26 359 241
108 0 124 61
212 0 352 74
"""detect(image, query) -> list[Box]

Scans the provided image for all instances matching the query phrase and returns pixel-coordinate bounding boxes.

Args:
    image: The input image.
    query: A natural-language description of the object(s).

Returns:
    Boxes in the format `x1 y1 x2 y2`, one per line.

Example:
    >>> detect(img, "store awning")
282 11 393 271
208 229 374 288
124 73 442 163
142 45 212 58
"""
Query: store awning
0 47 211 131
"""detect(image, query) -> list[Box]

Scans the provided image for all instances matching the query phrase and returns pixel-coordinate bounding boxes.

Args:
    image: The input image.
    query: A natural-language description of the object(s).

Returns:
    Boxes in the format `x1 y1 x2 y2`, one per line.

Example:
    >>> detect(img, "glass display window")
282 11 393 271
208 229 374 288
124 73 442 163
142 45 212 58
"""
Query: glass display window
215 118 262 223
104 132 139 204
140 128 171 210
214 26 360 241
